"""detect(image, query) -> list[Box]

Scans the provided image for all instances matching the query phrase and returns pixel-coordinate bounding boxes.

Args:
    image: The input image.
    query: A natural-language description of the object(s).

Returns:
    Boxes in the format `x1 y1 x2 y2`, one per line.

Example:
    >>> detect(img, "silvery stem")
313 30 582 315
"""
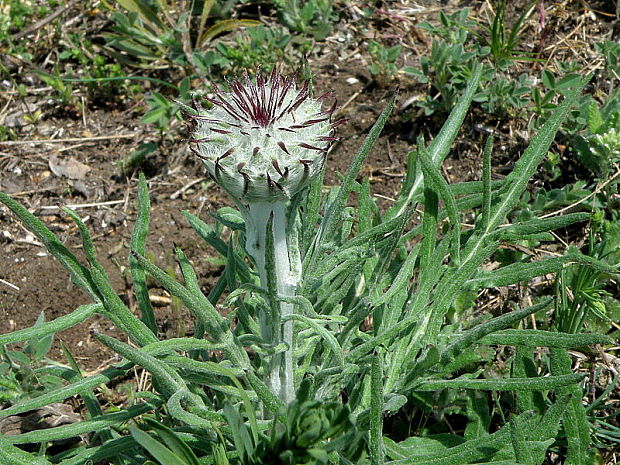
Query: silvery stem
243 200 299 404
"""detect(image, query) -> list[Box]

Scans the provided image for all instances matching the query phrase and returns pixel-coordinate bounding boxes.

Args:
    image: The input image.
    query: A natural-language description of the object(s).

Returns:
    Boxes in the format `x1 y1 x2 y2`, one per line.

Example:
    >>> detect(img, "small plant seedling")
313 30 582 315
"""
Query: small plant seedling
368 40 402 86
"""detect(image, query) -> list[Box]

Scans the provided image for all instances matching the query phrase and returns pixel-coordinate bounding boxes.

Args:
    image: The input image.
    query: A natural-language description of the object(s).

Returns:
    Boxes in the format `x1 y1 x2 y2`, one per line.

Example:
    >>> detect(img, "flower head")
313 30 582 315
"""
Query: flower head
185 70 342 203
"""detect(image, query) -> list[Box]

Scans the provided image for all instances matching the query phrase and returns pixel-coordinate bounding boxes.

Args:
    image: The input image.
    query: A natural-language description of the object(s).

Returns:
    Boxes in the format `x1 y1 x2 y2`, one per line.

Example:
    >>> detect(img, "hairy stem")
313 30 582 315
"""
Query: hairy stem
244 200 299 404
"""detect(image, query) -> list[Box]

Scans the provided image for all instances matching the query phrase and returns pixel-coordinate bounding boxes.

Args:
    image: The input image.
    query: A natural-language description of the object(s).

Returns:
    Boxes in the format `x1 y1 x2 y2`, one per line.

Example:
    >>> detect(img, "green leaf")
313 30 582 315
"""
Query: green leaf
370 351 385 465
487 76 589 230
130 250 226 342
211 207 245 231
512 346 540 414
549 348 592 464
467 249 618 288
0 304 101 346
130 172 157 335
413 373 585 391
0 192 98 300
7 401 158 444
319 94 396 244
199 19 261 45
383 434 463 460
115 0 164 31
28 313 54 361
58 341 110 442
509 415 535 465
95 333 184 397
52 435 138 465
0 436 52 465
372 243 420 307
464 391 491 439
586 101 604 134
555 73 582 92
90 265 158 347
479 329 612 348
182 210 251 282
196 0 215 48
419 141 461 263
491 213 590 241
129 425 188 465
223 403 254 461
481 135 494 233
383 413 542 464
387 64 483 219
282 313 344 366
141 418 200 465
541 70 555 90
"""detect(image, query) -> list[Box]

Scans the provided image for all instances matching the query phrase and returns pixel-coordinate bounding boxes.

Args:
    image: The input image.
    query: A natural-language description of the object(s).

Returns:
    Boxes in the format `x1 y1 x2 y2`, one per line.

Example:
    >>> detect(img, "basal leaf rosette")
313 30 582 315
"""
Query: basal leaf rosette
186 70 342 203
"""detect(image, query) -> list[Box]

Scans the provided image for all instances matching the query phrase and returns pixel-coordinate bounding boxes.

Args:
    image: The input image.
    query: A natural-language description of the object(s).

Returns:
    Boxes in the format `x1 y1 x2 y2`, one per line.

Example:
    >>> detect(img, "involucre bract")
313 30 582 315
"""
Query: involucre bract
186 70 342 203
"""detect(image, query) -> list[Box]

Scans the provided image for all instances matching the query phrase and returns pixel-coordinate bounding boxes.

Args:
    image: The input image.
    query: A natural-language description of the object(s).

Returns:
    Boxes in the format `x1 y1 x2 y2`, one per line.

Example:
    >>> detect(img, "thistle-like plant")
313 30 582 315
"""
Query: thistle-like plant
185 70 341 403
0 68 617 465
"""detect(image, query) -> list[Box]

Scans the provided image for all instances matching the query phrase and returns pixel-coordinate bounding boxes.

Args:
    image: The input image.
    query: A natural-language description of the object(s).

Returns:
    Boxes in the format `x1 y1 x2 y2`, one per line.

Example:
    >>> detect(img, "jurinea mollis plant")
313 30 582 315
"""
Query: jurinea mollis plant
0 68 617 465
185 70 342 404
